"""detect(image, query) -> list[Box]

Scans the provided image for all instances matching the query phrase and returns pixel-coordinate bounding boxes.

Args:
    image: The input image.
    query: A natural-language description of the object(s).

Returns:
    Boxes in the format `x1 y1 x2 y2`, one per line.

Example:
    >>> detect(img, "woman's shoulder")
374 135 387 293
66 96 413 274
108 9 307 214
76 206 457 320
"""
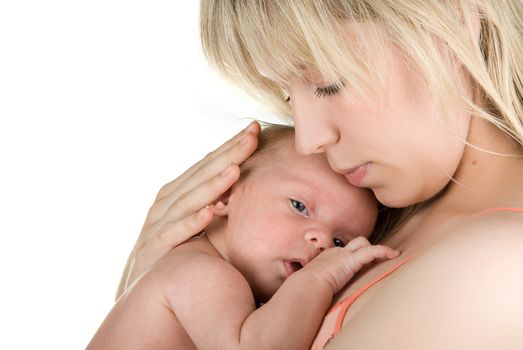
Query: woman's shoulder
327 210 523 349
434 207 523 253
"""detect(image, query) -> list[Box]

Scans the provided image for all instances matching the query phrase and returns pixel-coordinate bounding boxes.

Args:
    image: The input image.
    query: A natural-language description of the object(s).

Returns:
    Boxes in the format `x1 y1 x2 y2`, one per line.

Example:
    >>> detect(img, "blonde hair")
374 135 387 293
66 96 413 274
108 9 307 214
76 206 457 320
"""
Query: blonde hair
200 0 523 147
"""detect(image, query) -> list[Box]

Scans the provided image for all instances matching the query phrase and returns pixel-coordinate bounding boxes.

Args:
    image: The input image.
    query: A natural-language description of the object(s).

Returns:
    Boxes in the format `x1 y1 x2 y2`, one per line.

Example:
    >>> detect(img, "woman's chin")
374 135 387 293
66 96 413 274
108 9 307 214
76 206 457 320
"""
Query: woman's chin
373 187 431 208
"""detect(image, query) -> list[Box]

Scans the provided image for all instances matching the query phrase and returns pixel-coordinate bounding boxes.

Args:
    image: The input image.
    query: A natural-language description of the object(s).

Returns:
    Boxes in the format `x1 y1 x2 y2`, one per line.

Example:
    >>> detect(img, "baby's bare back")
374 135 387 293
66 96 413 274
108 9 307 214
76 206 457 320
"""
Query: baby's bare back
87 240 214 349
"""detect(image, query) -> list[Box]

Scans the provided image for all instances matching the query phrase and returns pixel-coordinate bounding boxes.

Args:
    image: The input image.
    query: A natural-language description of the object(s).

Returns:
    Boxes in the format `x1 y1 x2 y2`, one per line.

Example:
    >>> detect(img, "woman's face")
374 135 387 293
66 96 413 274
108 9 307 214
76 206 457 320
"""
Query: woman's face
259 41 471 207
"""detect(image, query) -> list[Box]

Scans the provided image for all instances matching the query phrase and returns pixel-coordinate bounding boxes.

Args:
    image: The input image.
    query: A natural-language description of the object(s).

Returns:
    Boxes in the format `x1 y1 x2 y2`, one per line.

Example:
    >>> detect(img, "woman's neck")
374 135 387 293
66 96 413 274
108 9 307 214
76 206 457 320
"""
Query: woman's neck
384 116 523 253
437 116 523 213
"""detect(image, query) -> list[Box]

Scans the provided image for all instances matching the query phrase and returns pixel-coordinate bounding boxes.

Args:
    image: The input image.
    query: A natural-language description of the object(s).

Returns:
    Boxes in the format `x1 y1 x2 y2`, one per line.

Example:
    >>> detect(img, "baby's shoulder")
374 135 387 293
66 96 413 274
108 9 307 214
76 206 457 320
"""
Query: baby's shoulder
151 239 242 289
156 243 253 316
129 237 244 305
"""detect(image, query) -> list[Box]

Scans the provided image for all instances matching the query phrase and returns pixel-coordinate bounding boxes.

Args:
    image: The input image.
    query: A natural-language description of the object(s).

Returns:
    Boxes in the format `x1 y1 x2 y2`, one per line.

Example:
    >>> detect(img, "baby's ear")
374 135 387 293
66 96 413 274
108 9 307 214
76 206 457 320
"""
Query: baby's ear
210 200 228 216
210 189 231 217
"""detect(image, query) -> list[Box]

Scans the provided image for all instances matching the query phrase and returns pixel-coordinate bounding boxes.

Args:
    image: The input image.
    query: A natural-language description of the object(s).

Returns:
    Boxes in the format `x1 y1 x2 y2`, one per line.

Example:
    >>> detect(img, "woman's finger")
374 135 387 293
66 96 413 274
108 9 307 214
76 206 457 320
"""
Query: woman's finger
123 207 215 295
157 121 260 200
145 164 240 231
154 206 214 250
166 129 258 201
162 163 241 223
148 132 258 224
116 122 261 299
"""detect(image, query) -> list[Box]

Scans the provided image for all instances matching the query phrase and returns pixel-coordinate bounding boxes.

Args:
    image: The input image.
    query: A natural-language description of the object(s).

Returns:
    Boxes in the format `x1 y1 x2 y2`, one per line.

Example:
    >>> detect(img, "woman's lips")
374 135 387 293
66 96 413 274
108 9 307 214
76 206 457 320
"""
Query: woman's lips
344 163 371 186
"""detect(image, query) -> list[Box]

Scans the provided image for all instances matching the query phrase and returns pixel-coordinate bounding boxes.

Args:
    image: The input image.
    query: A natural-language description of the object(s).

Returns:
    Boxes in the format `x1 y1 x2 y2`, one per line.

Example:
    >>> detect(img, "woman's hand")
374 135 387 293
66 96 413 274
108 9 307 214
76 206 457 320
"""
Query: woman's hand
116 121 260 299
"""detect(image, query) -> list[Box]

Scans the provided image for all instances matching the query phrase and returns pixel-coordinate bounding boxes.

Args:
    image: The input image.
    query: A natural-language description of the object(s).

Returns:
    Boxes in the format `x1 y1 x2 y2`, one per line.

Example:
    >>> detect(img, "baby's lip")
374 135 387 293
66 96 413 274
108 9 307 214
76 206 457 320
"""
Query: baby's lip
283 259 306 278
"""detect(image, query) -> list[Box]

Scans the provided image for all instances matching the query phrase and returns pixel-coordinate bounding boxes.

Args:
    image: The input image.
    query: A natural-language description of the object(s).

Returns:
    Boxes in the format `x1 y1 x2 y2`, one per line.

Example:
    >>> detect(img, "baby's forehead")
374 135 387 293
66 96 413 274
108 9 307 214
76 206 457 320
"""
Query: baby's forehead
256 144 328 176
256 136 298 165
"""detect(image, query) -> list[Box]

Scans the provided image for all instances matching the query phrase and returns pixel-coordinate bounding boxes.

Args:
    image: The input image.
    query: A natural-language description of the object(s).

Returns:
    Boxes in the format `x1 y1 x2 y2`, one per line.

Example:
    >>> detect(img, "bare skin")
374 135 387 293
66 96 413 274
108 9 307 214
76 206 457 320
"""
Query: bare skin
115 116 523 349
89 236 398 350
325 116 523 349
92 130 400 349
116 11 523 346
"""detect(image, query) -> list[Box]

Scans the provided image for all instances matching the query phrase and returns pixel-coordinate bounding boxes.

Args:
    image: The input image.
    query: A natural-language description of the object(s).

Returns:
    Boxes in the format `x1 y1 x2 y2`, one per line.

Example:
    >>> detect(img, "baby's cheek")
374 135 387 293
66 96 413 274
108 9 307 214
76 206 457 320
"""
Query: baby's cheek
356 195 380 237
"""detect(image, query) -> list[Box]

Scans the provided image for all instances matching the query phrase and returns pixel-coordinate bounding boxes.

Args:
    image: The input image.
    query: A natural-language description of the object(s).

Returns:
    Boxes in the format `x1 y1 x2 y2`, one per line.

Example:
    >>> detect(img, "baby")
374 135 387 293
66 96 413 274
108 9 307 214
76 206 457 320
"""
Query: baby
87 125 398 350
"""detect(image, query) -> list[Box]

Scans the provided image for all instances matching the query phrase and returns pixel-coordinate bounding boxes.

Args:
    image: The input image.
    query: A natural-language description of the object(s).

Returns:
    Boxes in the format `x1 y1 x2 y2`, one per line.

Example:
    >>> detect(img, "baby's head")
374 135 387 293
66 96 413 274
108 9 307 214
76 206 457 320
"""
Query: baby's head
211 125 378 302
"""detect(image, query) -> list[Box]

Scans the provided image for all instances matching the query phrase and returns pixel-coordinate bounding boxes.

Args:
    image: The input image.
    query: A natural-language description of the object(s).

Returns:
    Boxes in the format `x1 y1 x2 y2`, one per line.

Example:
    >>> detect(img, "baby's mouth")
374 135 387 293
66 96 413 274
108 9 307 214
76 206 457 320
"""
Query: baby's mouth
290 261 303 271
283 259 304 277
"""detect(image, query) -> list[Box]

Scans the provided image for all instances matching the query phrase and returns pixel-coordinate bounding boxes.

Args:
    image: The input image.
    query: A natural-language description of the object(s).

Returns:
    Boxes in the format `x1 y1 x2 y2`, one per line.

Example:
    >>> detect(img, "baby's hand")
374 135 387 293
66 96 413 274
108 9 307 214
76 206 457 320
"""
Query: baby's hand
302 237 399 295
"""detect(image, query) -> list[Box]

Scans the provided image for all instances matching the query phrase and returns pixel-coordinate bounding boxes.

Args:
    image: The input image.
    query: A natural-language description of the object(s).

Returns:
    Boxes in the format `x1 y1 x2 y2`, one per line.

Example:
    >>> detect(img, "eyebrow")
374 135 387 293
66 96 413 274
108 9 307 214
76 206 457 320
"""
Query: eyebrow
278 176 320 205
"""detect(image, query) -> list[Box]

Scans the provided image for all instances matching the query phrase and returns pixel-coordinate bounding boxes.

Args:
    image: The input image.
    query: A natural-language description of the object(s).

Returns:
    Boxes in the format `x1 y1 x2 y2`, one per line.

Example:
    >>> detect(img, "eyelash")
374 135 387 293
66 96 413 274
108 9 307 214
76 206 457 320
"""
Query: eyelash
289 199 310 217
314 82 345 98
284 81 345 102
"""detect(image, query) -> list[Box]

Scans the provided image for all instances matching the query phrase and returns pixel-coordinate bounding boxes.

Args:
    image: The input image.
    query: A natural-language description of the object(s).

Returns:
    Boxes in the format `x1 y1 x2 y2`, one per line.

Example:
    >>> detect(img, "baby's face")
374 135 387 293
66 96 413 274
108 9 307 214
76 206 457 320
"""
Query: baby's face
223 138 378 302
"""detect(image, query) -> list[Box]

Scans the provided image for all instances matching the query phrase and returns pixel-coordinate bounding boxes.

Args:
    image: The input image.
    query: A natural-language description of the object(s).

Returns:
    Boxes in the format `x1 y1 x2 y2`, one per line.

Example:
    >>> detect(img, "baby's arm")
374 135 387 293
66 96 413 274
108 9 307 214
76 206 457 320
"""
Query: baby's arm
169 237 398 350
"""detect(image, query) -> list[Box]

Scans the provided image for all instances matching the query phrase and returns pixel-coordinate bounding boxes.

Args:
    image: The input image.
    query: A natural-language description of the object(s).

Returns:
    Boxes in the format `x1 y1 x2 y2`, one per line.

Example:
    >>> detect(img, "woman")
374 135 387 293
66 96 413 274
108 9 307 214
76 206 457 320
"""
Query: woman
118 1 523 348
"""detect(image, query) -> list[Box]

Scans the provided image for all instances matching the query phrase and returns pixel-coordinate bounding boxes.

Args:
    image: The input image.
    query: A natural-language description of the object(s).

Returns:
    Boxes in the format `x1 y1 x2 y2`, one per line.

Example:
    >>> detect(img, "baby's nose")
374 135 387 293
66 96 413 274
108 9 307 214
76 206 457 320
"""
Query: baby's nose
304 230 333 251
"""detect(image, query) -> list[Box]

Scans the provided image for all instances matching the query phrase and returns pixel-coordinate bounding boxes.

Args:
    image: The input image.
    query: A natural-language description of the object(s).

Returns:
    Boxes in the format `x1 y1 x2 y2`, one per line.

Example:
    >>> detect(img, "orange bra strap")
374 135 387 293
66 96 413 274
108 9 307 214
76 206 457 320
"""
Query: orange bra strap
332 256 414 336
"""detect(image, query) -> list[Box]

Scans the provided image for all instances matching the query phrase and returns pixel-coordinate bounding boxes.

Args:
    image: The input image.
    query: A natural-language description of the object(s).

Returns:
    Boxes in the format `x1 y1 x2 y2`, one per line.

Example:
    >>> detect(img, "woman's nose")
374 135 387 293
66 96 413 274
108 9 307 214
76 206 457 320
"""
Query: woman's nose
292 107 339 156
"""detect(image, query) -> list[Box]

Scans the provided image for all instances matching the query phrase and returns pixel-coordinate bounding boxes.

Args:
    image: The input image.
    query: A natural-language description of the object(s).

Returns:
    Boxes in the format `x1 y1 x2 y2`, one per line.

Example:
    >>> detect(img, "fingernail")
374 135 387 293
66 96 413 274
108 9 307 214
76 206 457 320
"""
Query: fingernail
198 207 208 218
244 121 257 133
220 165 231 177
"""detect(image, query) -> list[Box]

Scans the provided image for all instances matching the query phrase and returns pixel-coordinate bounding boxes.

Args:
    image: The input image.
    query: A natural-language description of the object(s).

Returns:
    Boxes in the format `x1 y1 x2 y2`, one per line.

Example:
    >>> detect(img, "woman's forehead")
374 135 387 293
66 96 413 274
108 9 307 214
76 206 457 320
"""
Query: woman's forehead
252 54 309 82
254 61 300 82
254 58 325 85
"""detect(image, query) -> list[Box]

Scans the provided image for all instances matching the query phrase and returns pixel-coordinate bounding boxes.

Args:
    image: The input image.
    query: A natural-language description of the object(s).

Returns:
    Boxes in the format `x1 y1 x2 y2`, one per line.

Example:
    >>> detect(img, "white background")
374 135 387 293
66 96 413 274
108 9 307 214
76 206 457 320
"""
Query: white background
0 2 281 349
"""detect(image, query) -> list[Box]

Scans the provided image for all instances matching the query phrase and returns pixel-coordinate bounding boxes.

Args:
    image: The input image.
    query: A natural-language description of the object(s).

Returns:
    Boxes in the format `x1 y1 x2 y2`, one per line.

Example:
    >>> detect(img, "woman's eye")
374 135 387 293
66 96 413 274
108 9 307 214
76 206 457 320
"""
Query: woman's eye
332 238 346 247
314 81 345 98
290 199 310 216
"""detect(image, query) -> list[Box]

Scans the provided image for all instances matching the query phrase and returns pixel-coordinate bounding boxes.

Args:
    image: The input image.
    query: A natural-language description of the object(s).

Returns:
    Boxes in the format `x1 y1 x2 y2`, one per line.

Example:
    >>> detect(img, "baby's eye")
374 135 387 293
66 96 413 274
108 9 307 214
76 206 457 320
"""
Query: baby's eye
290 199 310 217
332 238 346 247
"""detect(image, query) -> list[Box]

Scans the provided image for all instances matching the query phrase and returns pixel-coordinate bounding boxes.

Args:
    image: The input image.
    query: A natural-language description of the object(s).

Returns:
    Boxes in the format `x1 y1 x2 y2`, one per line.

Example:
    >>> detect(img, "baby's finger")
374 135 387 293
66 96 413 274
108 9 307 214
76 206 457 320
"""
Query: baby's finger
157 122 260 200
350 245 400 267
344 236 371 252
373 245 401 259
